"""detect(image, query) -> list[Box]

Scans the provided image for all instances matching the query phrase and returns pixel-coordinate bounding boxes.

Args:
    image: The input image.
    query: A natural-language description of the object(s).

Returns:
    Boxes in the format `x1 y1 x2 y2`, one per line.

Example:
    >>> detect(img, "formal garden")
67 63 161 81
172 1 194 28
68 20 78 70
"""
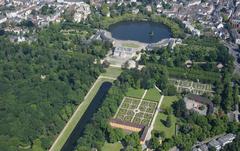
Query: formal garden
114 96 158 126
114 88 161 126
169 78 214 95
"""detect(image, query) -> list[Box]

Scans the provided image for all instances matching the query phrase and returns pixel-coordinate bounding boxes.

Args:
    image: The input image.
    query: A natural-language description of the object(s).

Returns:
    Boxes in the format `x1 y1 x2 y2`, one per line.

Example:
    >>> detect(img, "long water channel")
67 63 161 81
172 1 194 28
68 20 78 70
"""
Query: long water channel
61 82 112 151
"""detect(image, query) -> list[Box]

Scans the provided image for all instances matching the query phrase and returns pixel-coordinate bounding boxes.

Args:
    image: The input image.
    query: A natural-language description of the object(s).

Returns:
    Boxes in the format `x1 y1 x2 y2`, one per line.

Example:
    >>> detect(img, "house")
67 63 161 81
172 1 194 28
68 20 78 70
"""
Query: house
217 133 236 147
231 29 240 45
146 5 152 12
183 21 201 36
199 144 209 151
0 15 7 24
0 0 5 6
184 93 214 115
73 3 91 22
187 0 201 7
132 8 139 14
208 139 221 151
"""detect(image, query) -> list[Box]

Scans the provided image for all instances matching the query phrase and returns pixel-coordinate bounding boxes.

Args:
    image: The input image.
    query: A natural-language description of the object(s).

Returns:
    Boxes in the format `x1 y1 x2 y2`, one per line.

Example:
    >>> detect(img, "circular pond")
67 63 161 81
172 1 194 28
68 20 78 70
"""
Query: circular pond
109 21 172 43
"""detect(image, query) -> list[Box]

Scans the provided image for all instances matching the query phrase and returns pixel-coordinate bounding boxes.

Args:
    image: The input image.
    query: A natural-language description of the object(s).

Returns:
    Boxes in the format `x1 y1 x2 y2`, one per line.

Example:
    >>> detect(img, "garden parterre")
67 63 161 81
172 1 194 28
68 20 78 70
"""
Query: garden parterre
115 97 157 126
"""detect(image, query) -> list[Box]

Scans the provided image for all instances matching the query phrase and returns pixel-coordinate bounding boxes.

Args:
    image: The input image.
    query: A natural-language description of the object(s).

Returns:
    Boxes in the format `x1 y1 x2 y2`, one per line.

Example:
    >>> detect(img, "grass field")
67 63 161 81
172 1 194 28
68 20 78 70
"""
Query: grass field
144 88 161 101
126 88 145 98
154 113 177 138
101 66 122 78
122 43 140 48
153 96 179 138
160 96 179 110
49 67 123 151
102 142 123 151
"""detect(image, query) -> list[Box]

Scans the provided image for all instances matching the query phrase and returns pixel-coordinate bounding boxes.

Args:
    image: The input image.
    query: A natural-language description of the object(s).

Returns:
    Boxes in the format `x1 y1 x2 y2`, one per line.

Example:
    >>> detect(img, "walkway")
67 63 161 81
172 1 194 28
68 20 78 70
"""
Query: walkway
144 95 165 147
131 90 148 122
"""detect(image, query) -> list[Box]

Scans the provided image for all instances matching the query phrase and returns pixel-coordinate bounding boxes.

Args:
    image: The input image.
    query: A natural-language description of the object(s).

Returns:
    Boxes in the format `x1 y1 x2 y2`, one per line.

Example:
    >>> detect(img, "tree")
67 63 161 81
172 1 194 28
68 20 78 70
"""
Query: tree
165 107 173 115
101 4 110 16
222 83 234 112
108 128 124 143
166 84 177 96
165 115 172 128
123 133 142 151
233 85 239 109
149 137 160 149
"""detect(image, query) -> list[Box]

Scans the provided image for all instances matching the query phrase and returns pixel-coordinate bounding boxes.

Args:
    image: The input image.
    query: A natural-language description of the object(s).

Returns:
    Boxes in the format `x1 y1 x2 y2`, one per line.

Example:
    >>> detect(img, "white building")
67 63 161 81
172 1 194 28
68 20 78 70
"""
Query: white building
183 21 201 36
188 0 201 7
0 16 7 24
217 133 236 147
0 0 5 6
113 46 135 58
73 2 91 23
208 139 221 151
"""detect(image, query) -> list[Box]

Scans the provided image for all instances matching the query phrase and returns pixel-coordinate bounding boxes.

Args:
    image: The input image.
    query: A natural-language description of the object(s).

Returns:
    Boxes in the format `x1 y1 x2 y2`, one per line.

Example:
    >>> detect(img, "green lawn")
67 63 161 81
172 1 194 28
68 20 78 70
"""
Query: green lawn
154 113 177 138
144 88 161 102
101 66 123 78
102 142 123 151
122 43 140 48
126 88 145 99
153 96 179 138
50 77 115 151
160 96 179 110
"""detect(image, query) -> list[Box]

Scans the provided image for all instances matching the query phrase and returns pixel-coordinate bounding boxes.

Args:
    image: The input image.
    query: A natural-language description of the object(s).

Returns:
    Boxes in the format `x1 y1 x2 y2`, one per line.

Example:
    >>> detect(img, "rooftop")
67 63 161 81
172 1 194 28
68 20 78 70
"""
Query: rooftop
208 139 221 148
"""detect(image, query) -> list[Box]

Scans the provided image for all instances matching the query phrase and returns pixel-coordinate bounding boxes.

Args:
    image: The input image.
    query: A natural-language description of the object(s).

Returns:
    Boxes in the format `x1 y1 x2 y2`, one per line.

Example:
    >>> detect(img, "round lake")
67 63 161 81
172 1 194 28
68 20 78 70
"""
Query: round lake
109 21 172 43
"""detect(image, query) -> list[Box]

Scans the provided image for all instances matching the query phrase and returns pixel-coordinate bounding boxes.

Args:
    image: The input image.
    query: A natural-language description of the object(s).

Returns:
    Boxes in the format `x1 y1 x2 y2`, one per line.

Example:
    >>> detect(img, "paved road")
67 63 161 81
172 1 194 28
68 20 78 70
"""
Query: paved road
222 41 240 74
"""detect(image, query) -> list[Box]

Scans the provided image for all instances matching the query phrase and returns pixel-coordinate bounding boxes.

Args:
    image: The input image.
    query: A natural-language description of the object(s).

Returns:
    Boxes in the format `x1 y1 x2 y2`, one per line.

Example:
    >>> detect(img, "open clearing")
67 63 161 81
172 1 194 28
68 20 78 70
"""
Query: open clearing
50 67 122 151
102 142 123 151
126 88 145 99
153 96 179 138
122 42 140 48
144 88 161 101
101 66 123 78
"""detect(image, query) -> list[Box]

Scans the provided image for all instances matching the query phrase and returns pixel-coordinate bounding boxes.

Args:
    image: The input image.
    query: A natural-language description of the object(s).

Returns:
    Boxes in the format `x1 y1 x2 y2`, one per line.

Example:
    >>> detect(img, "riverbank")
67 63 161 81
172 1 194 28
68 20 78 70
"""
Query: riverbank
49 67 122 151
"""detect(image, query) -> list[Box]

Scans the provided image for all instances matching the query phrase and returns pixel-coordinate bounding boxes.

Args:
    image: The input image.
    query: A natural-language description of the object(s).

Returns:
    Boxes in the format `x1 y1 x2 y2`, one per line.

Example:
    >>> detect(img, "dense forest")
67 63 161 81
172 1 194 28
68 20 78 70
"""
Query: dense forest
0 23 110 150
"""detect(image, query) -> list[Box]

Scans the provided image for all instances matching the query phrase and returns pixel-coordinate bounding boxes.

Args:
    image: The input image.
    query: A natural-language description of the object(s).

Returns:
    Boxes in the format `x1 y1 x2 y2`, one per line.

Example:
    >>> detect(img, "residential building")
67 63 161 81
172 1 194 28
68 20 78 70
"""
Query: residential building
187 0 201 7
217 133 236 147
183 21 201 36
73 3 91 22
199 144 209 151
0 0 5 6
0 15 7 24
231 29 240 44
208 139 221 151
